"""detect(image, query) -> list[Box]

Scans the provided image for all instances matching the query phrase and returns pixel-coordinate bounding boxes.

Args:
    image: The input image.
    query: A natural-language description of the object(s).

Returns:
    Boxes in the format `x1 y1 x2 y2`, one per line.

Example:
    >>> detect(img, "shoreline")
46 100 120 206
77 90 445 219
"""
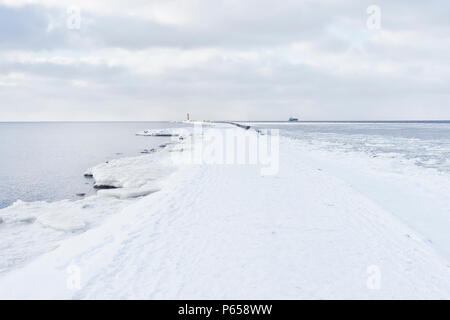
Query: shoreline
0 121 186 210
1 124 450 299
0 130 184 275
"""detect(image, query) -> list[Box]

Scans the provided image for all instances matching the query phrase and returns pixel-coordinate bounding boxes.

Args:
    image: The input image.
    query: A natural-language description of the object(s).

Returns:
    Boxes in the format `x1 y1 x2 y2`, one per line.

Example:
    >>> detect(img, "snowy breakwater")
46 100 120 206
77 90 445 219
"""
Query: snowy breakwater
0 128 190 274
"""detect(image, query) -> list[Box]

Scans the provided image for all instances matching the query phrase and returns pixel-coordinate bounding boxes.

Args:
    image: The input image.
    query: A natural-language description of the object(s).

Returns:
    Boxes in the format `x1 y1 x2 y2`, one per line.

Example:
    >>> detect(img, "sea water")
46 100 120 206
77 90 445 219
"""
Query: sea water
0 122 186 209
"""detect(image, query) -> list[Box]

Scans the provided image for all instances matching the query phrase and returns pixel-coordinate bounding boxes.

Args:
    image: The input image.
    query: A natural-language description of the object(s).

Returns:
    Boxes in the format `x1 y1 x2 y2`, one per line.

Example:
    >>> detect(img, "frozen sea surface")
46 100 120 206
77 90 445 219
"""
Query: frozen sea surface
0 122 187 209
248 121 450 173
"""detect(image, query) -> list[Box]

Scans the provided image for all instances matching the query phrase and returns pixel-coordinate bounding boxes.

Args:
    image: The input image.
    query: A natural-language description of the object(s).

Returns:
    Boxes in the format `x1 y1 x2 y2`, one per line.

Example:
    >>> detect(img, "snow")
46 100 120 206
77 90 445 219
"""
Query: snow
85 150 176 191
182 120 216 126
97 186 160 199
1 124 450 299
135 128 181 136
0 146 177 275
0 197 133 275
285 136 450 260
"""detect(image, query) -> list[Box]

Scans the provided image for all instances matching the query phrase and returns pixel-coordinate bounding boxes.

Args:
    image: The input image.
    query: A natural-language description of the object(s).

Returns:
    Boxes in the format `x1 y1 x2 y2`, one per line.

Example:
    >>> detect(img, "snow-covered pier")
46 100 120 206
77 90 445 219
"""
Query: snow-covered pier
1 123 450 299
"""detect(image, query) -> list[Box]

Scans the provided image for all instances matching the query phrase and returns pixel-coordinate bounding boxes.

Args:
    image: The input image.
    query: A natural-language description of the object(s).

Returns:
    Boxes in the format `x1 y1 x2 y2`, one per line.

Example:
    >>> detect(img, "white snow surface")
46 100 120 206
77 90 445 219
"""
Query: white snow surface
85 151 175 189
135 128 182 136
1 125 450 299
0 146 177 275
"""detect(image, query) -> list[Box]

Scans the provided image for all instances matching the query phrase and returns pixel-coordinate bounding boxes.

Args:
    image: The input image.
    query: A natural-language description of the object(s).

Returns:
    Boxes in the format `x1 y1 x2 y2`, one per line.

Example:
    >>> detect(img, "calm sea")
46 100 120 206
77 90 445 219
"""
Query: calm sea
0 122 186 209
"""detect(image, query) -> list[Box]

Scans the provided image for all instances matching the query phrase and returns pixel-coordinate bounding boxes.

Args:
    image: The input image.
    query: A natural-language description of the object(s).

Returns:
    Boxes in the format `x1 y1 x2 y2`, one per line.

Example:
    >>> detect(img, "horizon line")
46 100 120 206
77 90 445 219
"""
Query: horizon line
1 119 450 123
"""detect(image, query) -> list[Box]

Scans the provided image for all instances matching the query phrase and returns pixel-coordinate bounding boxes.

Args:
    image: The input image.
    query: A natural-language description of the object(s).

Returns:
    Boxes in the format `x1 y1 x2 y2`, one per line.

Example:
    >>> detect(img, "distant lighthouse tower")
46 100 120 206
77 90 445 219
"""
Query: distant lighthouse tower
187 113 190 121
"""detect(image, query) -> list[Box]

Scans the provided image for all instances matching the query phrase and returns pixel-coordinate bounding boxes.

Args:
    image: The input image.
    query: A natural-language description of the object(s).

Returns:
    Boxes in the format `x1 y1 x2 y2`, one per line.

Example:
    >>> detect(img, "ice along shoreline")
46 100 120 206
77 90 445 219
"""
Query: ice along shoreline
1 122 450 298
0 128 189 275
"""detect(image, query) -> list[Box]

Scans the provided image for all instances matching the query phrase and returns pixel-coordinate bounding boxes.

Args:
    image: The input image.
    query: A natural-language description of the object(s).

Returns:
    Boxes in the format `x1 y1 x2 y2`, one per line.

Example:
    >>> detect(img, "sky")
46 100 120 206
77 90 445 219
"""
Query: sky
0 0 449 121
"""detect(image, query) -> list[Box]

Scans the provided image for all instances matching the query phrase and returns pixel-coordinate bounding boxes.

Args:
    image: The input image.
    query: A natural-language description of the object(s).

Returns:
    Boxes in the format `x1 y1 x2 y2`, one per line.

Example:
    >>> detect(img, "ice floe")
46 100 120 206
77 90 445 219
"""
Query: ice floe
84 153 175 190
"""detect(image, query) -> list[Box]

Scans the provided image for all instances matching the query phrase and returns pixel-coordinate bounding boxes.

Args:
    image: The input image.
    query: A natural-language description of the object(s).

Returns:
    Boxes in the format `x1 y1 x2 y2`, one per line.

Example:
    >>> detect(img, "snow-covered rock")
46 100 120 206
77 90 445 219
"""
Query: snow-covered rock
85 153 174 190
97 186 160 199
136 129 179 136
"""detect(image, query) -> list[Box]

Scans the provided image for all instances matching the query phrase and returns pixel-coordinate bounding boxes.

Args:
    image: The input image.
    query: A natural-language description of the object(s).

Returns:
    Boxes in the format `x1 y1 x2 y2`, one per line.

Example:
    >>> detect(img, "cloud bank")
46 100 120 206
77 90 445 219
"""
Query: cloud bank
0 0 449 121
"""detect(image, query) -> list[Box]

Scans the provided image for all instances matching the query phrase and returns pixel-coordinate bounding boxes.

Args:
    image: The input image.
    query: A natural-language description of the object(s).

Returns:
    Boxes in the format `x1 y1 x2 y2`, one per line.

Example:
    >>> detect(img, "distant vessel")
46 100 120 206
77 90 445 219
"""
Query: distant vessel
289 117 299 122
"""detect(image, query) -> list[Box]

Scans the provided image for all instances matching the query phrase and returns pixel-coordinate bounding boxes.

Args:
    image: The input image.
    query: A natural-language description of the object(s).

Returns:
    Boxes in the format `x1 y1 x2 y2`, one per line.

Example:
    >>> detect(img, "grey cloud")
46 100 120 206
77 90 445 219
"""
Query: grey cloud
0 1 373 50
0 0 450 120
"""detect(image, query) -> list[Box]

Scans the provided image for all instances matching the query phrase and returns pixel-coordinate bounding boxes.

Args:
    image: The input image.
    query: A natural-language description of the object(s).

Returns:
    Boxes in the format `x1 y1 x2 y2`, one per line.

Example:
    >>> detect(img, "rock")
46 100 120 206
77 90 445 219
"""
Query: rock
84 173 93 178
94 185 118 190
141 149 156 154
76 193 86 197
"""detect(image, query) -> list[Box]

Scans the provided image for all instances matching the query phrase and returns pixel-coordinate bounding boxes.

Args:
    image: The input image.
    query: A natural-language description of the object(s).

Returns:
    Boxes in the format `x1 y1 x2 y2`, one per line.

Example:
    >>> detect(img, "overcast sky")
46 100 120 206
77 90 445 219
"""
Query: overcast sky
0 0 449 121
